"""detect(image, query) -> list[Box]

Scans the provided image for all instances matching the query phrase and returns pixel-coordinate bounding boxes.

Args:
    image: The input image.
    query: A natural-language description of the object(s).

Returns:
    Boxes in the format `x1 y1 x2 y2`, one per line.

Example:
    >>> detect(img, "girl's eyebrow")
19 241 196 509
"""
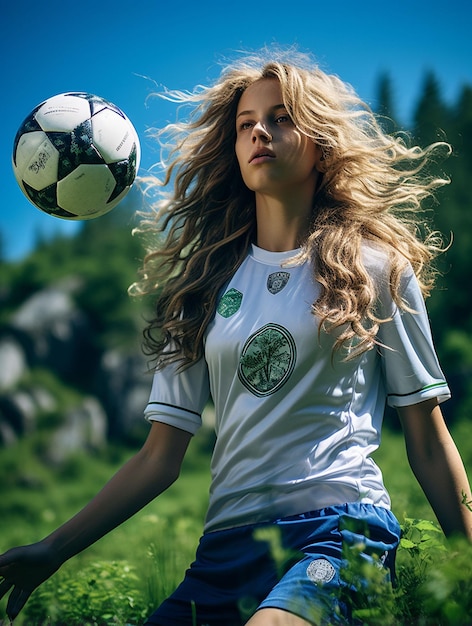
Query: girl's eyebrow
236 104 286 119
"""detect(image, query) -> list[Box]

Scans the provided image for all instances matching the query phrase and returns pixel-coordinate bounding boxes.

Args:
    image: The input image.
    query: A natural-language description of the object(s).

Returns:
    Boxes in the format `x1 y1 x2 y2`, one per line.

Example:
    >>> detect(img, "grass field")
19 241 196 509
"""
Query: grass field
1 418 472 624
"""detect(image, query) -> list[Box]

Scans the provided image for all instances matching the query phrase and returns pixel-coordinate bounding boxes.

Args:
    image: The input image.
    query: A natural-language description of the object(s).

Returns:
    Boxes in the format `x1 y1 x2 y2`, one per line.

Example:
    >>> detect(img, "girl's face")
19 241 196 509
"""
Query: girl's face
235 78 322 199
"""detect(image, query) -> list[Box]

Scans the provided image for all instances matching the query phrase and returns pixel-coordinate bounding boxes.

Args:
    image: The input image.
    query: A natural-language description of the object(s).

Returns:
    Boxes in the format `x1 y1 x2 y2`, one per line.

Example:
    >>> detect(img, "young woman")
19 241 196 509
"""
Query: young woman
1 49 471 626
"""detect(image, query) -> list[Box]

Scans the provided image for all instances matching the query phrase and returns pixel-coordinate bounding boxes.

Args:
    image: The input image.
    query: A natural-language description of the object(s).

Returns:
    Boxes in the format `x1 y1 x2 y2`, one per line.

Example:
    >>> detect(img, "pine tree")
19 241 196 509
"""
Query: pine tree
413 71 451 145
375 71 399 134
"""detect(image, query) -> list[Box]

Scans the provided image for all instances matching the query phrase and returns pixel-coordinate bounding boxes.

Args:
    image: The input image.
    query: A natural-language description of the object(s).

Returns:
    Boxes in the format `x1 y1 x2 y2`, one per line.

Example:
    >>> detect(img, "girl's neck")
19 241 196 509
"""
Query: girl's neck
255 194 312 252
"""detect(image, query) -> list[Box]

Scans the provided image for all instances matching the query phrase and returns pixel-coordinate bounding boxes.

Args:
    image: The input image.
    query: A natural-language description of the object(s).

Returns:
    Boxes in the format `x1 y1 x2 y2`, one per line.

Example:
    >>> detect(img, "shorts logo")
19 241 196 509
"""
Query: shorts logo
217 288 243 318
267 271 290 294
238 323 296 397
306 558 336 585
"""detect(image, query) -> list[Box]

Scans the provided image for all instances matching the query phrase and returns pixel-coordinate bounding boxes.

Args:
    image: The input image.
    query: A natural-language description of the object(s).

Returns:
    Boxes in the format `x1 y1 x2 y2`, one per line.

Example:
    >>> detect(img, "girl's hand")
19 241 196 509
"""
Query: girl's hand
0 541 61 621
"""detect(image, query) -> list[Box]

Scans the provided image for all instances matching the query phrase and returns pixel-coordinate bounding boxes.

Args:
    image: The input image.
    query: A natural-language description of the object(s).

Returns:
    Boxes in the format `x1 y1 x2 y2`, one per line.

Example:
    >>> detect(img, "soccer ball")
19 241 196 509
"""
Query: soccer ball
12 92 140 220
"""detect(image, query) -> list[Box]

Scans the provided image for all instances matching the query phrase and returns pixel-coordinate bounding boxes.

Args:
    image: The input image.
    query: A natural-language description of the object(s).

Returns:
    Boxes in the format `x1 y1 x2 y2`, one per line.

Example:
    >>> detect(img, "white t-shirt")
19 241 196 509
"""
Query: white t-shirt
145 244 450 532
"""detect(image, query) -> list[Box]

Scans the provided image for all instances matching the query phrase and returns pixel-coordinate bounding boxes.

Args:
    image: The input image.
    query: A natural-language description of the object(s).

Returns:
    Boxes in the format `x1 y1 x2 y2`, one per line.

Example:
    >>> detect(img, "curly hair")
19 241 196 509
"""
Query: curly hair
130 48 450 368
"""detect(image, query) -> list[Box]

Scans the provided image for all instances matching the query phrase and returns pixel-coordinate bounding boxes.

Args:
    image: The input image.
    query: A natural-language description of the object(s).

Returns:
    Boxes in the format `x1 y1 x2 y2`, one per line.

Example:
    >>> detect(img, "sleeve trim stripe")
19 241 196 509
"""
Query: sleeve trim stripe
146 401 202 418
387 381 448 399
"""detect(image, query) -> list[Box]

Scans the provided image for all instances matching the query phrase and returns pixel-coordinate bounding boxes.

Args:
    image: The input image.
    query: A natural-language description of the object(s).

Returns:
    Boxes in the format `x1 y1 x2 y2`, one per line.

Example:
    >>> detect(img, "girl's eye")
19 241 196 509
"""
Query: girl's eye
237 113 291 132
275 114 290 124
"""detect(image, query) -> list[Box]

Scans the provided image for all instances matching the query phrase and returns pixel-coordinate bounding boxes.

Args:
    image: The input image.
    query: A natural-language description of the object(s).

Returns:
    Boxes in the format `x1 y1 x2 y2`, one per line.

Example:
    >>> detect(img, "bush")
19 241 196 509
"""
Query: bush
23 560 151 626
395 518 472 625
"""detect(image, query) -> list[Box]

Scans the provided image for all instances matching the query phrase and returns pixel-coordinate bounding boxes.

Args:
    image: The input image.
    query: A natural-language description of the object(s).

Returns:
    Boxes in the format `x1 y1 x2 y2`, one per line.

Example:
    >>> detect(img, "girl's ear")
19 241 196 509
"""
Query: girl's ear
314 144 327 172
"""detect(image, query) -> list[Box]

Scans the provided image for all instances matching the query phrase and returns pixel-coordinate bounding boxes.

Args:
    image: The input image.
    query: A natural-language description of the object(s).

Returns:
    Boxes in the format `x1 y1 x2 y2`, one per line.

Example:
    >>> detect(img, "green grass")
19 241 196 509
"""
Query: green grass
0 424 212 624
1 420 471 624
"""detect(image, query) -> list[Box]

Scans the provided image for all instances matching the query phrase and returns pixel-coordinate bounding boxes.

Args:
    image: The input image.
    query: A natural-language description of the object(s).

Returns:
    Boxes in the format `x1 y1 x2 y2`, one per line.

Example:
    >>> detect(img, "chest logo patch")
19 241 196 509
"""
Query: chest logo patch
267 271 290 294
217 288 243 318
238 323 296 397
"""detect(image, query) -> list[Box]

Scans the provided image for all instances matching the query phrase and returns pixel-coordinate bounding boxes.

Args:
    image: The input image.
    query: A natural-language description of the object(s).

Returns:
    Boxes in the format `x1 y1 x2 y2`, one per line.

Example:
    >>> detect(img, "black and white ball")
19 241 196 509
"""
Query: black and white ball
12 92 140 220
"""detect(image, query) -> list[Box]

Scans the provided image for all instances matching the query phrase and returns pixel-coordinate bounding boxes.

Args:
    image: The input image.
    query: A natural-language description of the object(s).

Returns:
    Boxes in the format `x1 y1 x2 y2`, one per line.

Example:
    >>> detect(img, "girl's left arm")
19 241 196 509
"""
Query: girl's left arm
397 398 472 540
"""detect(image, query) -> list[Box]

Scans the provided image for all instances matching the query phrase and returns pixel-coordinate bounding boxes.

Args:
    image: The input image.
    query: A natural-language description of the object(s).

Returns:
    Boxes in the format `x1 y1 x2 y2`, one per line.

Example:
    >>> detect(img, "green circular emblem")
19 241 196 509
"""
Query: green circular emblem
217 288 243 318
238 323 296 397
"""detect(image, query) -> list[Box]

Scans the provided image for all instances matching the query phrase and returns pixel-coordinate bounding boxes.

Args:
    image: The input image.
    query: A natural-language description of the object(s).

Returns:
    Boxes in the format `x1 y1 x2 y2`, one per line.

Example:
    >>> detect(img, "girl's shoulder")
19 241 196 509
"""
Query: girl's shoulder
361 240 390 282
361 241 419 314
361 240 413 281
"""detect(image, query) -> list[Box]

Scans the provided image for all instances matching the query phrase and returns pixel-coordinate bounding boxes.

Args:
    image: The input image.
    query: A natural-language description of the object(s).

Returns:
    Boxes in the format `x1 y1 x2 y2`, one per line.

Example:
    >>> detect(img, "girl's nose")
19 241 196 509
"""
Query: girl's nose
252 121 272 142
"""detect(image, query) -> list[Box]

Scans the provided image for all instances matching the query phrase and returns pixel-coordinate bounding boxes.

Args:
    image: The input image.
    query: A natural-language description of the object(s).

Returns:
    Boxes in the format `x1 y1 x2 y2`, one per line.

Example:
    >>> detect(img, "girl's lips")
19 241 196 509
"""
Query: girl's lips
249 150 276 164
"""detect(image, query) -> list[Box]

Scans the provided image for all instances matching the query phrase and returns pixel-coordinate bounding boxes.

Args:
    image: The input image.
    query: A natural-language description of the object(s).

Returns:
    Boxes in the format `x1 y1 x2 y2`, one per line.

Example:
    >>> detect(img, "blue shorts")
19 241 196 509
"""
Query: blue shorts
144 503 400 626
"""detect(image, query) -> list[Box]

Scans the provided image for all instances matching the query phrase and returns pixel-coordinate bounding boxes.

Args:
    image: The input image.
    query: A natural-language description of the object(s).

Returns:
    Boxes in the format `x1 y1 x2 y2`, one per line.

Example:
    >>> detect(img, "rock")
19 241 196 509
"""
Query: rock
0 418 17 446
0 336 27 391
0 386 59 446
46 396 108 464
98 349 152 438
10 277 95 381
0 390 37 436
30 386 57 414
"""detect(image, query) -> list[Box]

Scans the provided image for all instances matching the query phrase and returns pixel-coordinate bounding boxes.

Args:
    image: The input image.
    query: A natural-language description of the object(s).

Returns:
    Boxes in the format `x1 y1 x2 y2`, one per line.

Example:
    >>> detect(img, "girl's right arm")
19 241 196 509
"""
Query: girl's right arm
0 421 192 621
398 398 472 540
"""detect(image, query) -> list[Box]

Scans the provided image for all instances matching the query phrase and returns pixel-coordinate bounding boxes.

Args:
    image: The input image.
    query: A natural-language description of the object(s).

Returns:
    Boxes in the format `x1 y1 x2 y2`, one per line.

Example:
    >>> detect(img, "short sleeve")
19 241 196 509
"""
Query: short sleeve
144 357 210 435
376 267 450 408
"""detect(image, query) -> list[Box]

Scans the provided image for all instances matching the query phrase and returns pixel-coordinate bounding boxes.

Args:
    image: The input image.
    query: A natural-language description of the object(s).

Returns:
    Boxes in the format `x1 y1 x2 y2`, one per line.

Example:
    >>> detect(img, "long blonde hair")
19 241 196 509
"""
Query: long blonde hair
131 49 450 367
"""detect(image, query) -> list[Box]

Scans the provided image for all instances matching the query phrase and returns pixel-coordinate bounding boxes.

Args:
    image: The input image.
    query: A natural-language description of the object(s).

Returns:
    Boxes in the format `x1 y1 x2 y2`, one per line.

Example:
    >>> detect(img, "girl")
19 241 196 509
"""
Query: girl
1 49 471 626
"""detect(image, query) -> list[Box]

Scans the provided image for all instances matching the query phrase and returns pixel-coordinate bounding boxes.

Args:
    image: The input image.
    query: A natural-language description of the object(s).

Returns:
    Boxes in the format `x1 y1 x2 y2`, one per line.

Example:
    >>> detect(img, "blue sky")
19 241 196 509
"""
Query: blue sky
1 0 471 261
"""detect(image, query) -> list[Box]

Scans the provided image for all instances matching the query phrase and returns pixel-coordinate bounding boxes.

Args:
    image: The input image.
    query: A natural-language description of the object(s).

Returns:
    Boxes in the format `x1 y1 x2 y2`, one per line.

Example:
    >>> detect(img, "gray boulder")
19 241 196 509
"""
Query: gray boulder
46 396 107 464
10 276 93 380
0 336 27 392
